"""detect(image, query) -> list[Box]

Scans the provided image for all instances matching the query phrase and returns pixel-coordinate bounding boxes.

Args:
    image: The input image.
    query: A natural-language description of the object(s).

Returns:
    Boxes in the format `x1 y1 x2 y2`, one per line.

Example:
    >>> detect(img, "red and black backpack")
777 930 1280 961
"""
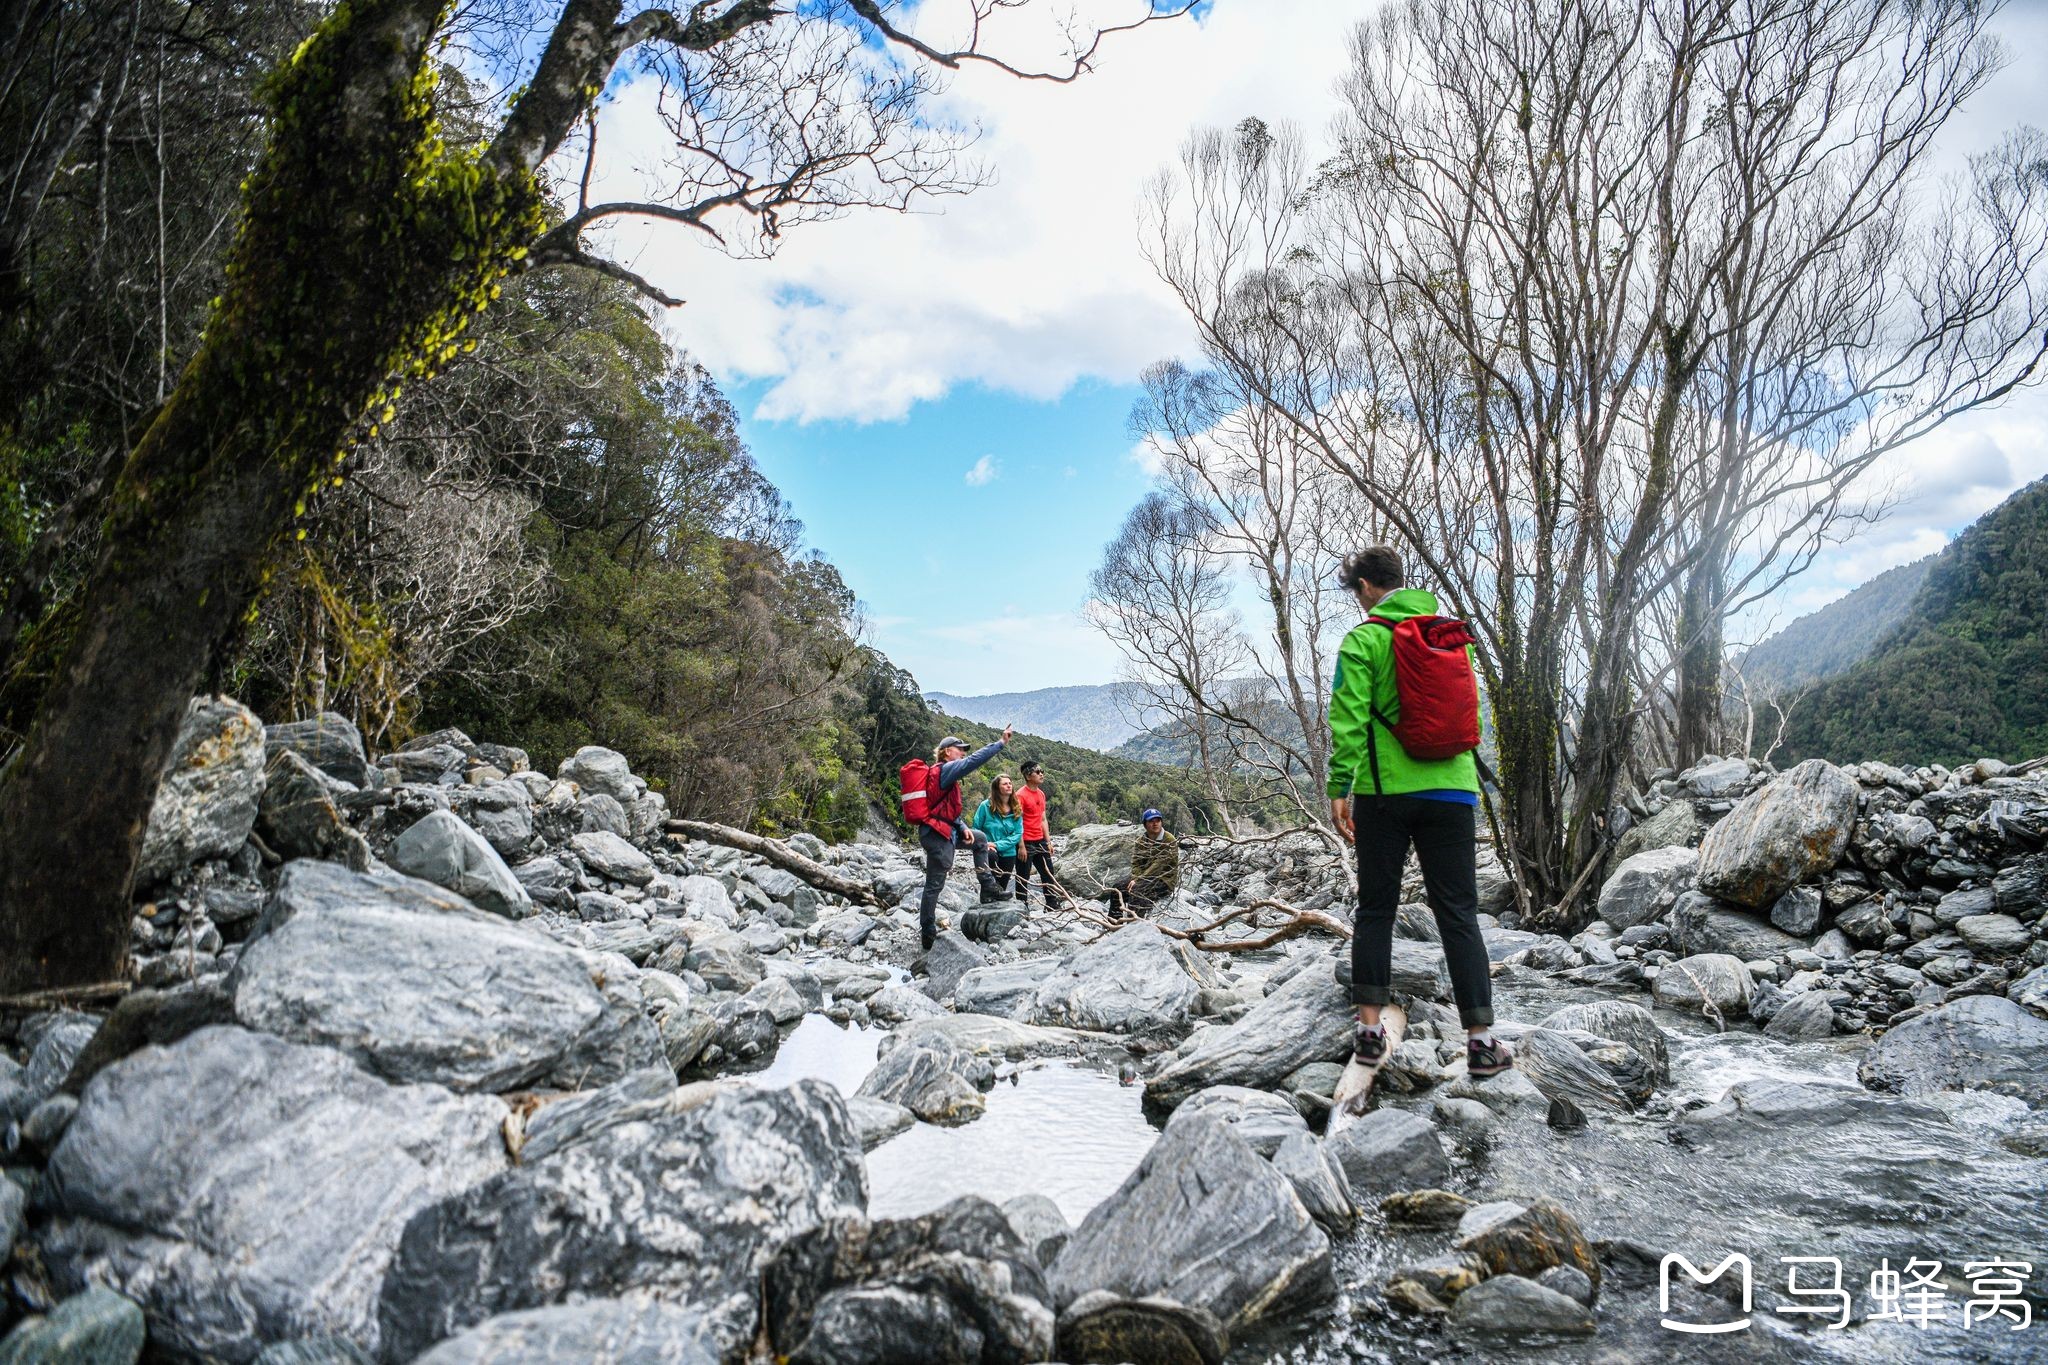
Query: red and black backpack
1365 614 1482 760
899 757 962 837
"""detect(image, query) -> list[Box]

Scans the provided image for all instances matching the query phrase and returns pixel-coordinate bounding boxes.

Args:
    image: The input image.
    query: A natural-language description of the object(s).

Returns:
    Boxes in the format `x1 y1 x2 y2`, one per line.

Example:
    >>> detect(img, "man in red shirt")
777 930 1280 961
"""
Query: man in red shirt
1016 761 1070 910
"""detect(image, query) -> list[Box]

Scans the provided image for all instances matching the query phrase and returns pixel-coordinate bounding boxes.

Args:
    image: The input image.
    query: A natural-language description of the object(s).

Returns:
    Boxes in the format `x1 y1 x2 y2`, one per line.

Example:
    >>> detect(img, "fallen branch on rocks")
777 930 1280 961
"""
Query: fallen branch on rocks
1154 899 1353 953
0 979 132 1013
664 819 879 907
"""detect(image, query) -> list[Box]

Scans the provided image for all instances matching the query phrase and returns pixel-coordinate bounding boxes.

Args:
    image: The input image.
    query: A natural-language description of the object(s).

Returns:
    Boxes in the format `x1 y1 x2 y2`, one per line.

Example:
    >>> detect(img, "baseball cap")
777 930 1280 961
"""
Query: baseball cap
1141 808 1163 823
937 736 967 751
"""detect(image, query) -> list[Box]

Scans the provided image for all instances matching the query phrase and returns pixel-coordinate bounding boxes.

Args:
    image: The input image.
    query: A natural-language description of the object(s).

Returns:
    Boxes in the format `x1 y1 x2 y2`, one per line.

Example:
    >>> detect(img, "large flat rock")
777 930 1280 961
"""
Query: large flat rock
1145 955 1352 1113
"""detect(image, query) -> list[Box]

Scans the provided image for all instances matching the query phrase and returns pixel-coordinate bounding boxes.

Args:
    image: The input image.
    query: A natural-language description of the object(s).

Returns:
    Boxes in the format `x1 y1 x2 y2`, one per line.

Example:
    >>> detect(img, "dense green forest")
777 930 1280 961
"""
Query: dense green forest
1738 553 1934 692
1778 477 2048 767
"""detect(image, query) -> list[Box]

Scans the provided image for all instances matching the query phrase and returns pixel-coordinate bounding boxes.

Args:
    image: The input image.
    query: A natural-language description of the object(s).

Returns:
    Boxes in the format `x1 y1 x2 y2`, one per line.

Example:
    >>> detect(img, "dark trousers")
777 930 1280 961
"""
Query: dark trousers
1351 794 1494 1028
987 849 1020 892
1022 838 1064 905
918 826 959 946
1101 876 1169 919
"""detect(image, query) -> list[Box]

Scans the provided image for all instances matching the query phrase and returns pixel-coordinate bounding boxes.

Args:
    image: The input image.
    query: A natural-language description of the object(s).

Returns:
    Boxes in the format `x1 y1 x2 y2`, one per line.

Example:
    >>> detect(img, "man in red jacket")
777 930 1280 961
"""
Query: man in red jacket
1015 761 1070 910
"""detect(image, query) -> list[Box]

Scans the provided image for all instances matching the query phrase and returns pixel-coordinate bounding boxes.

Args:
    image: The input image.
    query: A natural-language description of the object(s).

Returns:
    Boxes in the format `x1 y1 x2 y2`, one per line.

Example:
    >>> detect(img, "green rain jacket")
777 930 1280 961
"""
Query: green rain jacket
1327 587 1481 799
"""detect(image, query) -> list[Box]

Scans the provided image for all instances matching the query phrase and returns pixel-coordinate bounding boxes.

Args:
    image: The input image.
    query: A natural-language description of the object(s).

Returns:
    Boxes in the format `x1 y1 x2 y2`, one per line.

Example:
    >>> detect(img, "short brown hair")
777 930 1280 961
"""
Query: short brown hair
1339 546 1405 592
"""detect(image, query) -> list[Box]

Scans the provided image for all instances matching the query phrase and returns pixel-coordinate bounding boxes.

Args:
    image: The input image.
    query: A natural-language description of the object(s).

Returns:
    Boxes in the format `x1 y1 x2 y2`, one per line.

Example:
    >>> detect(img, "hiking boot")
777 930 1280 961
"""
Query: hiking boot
977 880 998 904
1467 1035 1515 1078
1351 1022 1388 1067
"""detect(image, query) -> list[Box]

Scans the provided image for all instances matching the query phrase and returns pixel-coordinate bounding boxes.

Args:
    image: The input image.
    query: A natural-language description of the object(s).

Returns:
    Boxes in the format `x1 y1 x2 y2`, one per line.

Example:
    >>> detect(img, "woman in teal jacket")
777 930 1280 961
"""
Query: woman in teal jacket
971 774 1025 903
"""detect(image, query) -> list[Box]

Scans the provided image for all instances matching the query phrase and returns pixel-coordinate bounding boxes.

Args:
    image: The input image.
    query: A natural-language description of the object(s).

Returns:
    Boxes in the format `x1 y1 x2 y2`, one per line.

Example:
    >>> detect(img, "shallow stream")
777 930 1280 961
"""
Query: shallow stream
746 957 2047 1365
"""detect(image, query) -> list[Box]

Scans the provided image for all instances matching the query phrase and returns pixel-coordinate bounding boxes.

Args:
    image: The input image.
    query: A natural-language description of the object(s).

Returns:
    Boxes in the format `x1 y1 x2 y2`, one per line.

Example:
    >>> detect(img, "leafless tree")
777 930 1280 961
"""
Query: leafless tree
1142 0 2048 924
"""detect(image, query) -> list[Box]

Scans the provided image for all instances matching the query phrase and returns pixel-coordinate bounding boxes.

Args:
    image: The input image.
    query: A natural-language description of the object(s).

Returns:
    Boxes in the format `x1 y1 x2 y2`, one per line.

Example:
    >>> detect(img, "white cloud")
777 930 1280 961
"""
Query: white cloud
964 453 1001 486
578 0 1361 424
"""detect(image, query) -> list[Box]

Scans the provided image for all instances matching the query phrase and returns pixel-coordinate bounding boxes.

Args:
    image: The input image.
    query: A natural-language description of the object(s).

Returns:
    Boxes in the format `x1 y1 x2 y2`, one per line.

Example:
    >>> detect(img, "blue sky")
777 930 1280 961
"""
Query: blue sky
585 0 2048 701
732 378 1153 695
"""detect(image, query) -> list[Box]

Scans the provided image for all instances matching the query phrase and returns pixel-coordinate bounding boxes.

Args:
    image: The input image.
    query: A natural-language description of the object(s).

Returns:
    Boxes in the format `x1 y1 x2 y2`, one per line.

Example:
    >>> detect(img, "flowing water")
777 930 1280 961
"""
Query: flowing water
747 966 2047 1364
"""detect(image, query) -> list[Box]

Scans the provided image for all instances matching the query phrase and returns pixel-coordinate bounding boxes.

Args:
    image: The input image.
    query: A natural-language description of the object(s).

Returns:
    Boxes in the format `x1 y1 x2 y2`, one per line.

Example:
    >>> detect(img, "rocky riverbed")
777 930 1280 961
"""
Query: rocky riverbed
1 698 2044 1363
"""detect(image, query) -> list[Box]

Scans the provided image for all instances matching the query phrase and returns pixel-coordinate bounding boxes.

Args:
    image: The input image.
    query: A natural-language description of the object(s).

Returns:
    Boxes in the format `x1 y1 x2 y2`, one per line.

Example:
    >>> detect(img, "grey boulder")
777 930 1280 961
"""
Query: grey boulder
387 810 531 919
857 1035 993 1126
379 1080 864 1362
39 1026 506 1362
1144 953 1352 1112
0 1286 146 1365
1032 923 1199 1034
1446 1274 1595 1339
1695 759 1858 909
259 749 371 870
1050 1115 1332 1332
264 713 370 788
761 1197 1054 1364
954 960 1059 1021
1859 995 2048 1106
1165 1084 1309 1157
1762 991 1835 1041
138 695 267 886
557 745 646 802
1321 1109 1450 1200
230 860 652 1092
409 1300 717 1364
1650 953 1753 1021
1670 893 1809 960
1595 846 1696 930
568 830 656 886
1535 1001 1669 1085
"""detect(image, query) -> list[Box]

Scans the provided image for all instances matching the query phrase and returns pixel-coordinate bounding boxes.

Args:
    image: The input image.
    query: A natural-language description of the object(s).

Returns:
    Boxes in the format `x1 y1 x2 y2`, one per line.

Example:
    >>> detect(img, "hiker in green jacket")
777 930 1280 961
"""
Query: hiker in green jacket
1329 545 1513 1078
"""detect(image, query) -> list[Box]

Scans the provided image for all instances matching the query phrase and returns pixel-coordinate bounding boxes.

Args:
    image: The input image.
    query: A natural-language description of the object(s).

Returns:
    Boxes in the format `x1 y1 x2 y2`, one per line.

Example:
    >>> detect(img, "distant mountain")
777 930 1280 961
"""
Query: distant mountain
1740 554 1935 692
924 683 1155 752
1778 476 2048 766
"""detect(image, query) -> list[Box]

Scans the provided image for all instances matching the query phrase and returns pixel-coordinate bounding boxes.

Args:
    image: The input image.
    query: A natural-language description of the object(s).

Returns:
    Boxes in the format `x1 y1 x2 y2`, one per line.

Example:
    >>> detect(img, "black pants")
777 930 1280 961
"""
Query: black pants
1100 876 1169 919
1022 838 1065 905
988 849 1020 893
1351 794 1493 1028
918 826 960 947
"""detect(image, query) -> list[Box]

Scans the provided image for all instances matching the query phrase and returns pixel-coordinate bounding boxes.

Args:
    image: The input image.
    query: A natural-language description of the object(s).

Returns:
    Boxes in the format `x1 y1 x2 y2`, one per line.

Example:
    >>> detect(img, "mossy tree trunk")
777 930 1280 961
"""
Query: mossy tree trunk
0 0 615 992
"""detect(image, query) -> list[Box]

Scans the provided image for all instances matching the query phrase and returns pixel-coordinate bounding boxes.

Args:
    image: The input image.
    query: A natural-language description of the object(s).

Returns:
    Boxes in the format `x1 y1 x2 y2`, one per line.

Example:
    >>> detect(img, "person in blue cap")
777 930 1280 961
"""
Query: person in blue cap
1097 807 1180 921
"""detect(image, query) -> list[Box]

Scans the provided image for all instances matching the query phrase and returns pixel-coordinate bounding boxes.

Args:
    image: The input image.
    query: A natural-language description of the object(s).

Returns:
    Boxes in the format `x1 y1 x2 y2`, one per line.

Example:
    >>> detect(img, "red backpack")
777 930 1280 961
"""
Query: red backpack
1365 614 1482 760
898 758 960 837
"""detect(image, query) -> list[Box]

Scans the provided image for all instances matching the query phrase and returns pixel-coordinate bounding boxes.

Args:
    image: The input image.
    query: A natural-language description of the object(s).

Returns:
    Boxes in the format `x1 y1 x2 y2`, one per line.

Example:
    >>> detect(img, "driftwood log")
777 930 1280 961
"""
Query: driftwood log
664 819 880 908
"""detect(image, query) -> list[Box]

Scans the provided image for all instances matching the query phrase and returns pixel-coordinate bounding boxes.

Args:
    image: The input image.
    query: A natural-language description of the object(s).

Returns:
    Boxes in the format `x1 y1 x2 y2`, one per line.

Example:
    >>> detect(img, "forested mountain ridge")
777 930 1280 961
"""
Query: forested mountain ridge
1778 476 2048 767
1739 554 1935 691
925 683 1154 752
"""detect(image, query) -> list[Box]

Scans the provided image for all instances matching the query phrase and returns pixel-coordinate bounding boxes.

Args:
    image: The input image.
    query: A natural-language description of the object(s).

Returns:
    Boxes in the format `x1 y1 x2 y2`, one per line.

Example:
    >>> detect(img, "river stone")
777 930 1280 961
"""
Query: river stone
1956 912 2029 957
409 1300 718 1364
251 1340 373 1364
378 1079 864 1362
1167 1085 1309 1157
676 874 736 922
1994 853 2048 915
890 1014 1096 1062
961 907 1026 942
574 793 630 837
0 1286 146 1365
265 714 370 788
1454 1199 1599 1289
259 749 371 870
1050 1115 1332 1331
1144 954 1353 1112
1382 1254 1486 1315
1858 994 2048 1105
1611 800 1703 865
137 696 267 886
1595 847 1696 930
682 927 764 993
1002 1194 1073 1268
568 831 656 886
1033 923 1199 1034
1537 1264 1595 1306
1446 1274 1595 1339
1680 757 1750 796
1670 893 1808 960
1509 1027 1632 1113
954 960 1059 1020
1271 1132 1355 1235
916 931 987 1001
1535 1001 1669 1084
1762 991 1835 1041
517 1067 676 1164
1055 1292 1226 1365
229 860 640 1092
762 1197 1054 1364
1767 885 1823 937
1322 1109 1450 1200
452 782 534 862
817 912 875 949
1058 823 1141 895
387 810 531 919
2 1015 100 1125
39 1025 506 1362
1695 760 1858 909
1649 953 1752 1021
557 746 645 803
857 1035 993 1126
866 984 946 1024
845 1096 915 1152
1 1179 24 1262
2012 966 2048 1020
